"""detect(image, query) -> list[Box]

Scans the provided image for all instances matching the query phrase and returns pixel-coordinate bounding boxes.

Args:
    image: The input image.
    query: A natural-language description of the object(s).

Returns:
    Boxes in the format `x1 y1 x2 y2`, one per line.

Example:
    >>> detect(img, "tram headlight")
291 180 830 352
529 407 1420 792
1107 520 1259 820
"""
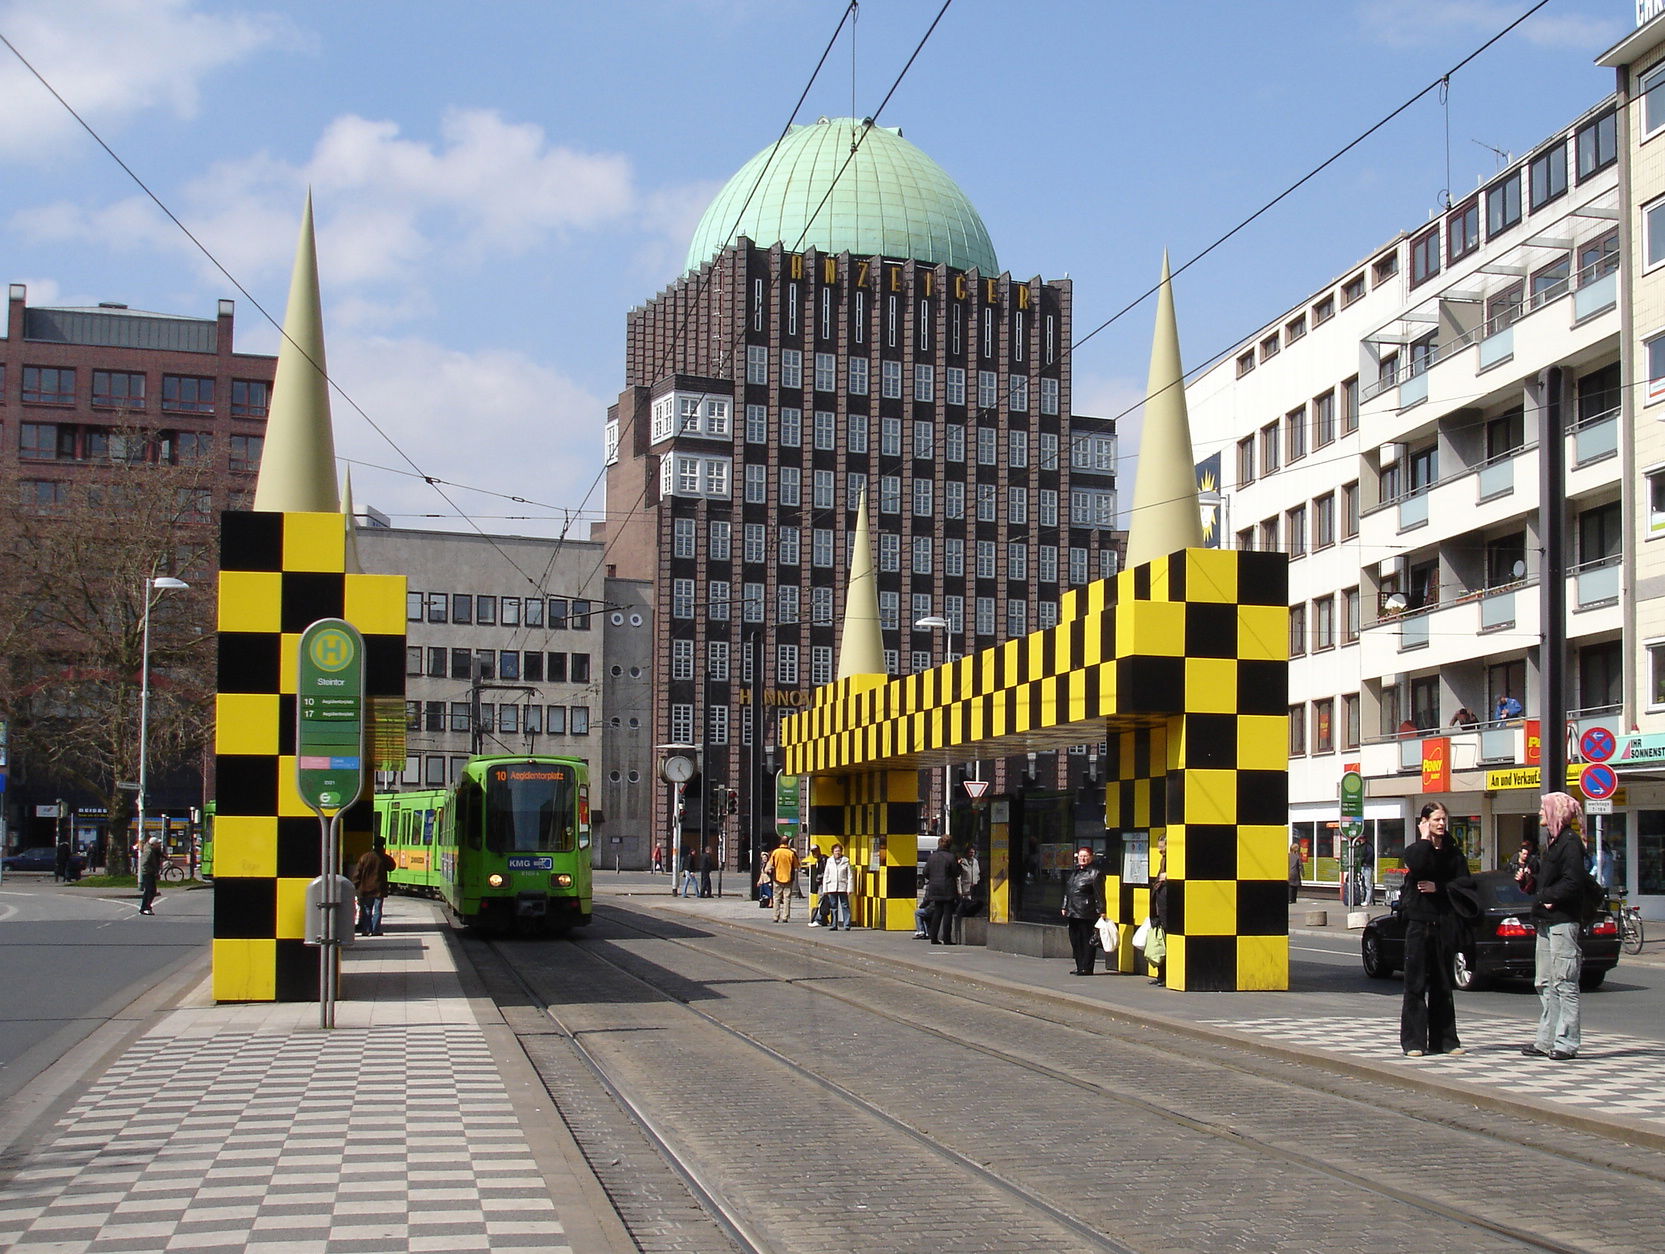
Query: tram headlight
487 872 506 888
553 873 573 888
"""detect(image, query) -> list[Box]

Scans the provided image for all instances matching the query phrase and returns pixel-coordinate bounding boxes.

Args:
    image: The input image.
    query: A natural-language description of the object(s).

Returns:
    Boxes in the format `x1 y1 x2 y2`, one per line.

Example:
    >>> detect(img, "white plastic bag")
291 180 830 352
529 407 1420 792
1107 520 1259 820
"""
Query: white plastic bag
1094 917 1119 951
1131 918 1152 950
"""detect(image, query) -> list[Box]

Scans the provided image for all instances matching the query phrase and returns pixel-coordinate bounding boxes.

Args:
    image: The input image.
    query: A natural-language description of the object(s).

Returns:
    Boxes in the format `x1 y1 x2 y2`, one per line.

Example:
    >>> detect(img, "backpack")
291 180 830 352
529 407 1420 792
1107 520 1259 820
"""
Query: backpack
1578 871 1606 928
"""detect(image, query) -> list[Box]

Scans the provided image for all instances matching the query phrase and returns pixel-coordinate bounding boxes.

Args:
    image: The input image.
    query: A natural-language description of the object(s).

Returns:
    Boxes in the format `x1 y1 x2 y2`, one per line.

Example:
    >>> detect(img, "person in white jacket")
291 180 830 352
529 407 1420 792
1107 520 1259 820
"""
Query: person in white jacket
819 843 856 931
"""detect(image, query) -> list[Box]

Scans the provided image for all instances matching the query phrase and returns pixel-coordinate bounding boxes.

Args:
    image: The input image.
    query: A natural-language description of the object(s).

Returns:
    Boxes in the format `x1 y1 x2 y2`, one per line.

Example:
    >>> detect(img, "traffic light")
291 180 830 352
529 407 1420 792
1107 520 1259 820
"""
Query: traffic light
726 787 738 815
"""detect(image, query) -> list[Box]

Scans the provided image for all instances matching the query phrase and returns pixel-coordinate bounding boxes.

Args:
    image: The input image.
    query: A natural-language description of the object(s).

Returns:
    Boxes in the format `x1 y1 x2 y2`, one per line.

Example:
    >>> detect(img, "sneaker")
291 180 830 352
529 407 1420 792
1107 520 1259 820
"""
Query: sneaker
1404 1049 1424 1057
1445 1047 1466 1056
808 920 820 927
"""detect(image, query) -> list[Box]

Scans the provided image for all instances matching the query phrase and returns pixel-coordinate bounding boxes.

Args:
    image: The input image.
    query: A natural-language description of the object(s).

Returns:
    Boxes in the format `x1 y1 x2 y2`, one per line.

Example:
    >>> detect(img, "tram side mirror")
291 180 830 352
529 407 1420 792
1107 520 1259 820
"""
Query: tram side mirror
304 874 357 946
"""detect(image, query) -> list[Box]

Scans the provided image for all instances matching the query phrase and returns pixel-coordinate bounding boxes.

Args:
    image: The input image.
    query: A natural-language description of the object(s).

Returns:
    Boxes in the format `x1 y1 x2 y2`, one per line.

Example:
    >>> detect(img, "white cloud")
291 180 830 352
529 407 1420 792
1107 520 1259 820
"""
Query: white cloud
329 336 609 542
0 0 300 160
1356 0 1625 51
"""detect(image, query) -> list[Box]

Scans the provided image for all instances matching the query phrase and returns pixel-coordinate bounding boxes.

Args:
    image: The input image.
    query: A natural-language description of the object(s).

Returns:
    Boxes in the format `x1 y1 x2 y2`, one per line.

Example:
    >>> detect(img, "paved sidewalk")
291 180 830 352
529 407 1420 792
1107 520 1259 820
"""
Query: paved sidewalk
0 899 632 1254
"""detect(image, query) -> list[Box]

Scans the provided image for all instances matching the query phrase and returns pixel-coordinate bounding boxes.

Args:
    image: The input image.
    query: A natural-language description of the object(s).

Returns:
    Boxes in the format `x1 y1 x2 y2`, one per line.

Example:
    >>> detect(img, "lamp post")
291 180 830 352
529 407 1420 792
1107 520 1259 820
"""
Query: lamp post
915 615 963 839
137 576 189 870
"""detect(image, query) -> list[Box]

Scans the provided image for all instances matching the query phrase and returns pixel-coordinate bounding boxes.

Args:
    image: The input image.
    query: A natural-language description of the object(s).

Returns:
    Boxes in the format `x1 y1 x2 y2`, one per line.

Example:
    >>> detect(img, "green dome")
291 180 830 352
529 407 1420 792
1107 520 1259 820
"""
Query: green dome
685 117 999 276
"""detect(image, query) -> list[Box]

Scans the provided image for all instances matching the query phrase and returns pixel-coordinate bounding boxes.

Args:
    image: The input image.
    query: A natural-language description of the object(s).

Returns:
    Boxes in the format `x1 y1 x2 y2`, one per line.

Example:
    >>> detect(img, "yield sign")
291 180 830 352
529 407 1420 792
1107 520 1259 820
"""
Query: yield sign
963 779 989 800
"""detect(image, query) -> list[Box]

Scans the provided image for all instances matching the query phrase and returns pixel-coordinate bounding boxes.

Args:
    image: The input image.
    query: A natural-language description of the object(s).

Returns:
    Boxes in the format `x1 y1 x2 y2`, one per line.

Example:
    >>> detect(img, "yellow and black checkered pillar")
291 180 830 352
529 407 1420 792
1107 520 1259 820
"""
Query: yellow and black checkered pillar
811 768 919 930
213 510 406 1002
1120 550 1289 991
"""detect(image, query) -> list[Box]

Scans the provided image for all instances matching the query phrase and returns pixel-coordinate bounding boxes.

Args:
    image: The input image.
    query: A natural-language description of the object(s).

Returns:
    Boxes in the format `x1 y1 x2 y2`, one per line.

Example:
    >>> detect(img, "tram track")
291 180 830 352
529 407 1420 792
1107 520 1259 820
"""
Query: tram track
469 903 1665 1253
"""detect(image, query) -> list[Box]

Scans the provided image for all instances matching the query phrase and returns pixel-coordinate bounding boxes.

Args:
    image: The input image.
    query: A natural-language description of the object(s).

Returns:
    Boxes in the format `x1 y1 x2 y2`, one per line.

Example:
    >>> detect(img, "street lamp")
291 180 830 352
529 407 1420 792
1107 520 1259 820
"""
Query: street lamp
137 576 189 869
914 615 965 839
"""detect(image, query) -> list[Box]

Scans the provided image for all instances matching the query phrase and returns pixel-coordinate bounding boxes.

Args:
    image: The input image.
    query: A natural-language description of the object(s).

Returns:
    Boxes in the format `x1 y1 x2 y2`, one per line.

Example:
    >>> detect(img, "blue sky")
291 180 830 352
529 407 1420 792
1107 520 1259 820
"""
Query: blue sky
0 0 1635 536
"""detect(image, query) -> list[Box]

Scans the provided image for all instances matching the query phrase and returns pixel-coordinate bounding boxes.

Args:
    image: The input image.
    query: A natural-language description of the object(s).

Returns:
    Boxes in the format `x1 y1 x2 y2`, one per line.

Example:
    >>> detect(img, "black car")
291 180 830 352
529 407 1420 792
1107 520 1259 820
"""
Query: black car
1361 868 1620 990
2 846 61 873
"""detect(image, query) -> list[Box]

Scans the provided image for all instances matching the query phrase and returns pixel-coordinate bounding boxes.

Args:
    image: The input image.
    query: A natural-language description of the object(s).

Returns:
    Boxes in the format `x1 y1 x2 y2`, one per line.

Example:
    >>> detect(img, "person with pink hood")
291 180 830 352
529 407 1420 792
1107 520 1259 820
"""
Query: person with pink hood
1522 791 1585 1061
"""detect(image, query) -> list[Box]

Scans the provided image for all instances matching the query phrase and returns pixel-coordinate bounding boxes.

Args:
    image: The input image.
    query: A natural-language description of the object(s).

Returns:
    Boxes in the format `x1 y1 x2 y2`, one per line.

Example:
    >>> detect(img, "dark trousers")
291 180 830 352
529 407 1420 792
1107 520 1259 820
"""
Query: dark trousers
1401 914 1461 1053
1067 917 1097 973
926 898 956 943
139 875 158 913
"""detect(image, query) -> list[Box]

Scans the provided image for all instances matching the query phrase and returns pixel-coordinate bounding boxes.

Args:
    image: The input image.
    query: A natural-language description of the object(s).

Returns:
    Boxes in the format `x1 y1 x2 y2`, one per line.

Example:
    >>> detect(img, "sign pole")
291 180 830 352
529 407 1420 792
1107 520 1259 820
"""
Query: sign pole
295 619 366 1031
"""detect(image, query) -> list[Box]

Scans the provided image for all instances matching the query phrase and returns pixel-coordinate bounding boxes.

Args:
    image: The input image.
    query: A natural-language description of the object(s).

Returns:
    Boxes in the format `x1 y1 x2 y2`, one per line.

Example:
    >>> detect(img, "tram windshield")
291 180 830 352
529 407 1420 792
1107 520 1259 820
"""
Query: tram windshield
483 762 576 853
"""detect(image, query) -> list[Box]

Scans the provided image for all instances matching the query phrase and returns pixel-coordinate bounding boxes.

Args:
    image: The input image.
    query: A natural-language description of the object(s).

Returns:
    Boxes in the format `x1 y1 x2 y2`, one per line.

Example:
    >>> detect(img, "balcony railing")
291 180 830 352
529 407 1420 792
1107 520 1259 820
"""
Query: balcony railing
1573 404 1619 465
1361 252 1618 404
1575 556 1620 608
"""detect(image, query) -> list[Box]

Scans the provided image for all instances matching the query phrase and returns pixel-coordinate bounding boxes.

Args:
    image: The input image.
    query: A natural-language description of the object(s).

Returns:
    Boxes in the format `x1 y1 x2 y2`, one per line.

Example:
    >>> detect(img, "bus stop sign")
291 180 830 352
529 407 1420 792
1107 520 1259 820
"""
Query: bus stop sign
295 619 366 817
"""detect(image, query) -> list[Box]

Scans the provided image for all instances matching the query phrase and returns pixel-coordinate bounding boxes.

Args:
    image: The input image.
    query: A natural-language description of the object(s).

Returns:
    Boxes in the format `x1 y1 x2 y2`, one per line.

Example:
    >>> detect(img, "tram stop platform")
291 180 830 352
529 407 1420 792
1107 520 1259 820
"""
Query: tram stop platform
0 902 634 1254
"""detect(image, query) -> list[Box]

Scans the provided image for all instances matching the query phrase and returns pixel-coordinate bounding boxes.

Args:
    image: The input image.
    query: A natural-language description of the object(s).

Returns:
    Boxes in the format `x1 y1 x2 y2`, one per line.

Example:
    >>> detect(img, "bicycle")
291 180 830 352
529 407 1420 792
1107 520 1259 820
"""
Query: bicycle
159 860 186 884
1608 888 1644 956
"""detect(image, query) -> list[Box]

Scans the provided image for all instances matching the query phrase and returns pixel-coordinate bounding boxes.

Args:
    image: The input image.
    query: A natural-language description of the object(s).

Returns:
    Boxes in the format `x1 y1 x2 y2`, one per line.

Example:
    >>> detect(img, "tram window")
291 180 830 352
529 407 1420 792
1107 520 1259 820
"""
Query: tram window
455 780 482 849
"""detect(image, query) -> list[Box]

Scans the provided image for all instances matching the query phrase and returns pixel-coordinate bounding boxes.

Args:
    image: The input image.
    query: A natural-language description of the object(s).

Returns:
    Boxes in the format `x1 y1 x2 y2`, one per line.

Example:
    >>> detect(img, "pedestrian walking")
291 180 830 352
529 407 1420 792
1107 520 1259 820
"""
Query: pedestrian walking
138 837 163 915
652 843 666 873
1288 838 1303 904
819 842 855 930
700 845 716 897
1523 791 1585 1061
1061 846 1107 975
1399 802 1467 1058
680 846 700 898
55 840 71 882
351 837 396 935
922 834 962 944
763 836 800 922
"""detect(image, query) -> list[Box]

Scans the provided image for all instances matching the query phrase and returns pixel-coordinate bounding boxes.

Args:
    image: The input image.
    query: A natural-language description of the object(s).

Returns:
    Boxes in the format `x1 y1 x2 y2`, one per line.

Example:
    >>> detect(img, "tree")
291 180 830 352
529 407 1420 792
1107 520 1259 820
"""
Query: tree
0 446 216 875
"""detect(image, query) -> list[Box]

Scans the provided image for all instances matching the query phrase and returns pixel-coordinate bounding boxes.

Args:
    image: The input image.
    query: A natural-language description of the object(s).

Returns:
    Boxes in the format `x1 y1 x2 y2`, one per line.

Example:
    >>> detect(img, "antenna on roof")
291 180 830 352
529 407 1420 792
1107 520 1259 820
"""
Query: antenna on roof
1471 138 1512 169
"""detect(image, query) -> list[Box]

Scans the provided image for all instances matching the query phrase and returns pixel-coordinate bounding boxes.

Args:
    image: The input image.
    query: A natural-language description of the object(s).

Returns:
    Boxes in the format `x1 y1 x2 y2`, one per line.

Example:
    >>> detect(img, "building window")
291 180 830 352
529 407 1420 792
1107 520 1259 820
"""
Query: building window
229 434 263 473
1410 227 1440 287
881 360 903 399
92 370 146 409
780 349 803 390
1285 312 1307 342
848 357 869 395
1236 350 1255 378
946 366 967 406
1341 273 1365 307
1341 376 1359 434
745 463 767 502
914 363 935 402
746 344 768 385
1285 405 1306 463
1009 376 1029 412
1260 421 1280 475
1236 436 1254 487
1289 603 1306 657
1260 333 1279 362
1314 596 1334 650
672 579 695 619
162 375 215 413
673 517 696 558
1341 693 1360 749
1312 390 1335 449
1575 108 1616 181
22 366 74 405
1286 503 1307 557
1447 198 1479 261
1529 142 1567 211
1372 252 1398 285
1313 294 1335 325
780 408 801 447
229 379 269 419
1289 704 1306 757
1040 376 1059 415
1487 170 1522 239
814 410 836 450
1647 61 1665 138
977 370 998 409
815 352 836 391
1343 587 1360 643
1314 493 1335 549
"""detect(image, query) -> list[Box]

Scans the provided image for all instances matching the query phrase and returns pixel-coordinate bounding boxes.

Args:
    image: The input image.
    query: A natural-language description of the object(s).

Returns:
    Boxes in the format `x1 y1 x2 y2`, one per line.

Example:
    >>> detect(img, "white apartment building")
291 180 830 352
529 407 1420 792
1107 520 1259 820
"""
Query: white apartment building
1186 92 1665 913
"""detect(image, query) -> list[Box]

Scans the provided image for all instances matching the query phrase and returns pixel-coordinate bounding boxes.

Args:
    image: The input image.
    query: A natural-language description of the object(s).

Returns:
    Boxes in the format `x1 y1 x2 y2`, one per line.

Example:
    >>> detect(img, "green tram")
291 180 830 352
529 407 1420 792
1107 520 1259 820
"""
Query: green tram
373 754 593 934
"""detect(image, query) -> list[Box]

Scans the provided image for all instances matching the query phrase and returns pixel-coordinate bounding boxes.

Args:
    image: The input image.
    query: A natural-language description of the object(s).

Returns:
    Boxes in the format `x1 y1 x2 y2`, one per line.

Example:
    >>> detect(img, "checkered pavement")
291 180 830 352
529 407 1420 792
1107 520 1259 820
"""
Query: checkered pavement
1210 1011 1665 1128
0 910 574 1252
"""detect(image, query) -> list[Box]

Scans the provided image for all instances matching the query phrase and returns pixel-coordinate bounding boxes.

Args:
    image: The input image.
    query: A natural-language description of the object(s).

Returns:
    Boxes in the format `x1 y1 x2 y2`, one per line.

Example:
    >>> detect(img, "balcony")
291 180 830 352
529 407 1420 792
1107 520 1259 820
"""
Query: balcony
1575 556 1620 608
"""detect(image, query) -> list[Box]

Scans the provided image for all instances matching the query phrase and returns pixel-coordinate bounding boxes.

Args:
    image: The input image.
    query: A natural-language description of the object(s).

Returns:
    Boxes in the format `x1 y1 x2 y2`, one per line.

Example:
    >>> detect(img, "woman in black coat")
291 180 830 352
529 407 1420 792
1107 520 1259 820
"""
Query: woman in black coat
1399 802 1468 1057
1060 846 1107 975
